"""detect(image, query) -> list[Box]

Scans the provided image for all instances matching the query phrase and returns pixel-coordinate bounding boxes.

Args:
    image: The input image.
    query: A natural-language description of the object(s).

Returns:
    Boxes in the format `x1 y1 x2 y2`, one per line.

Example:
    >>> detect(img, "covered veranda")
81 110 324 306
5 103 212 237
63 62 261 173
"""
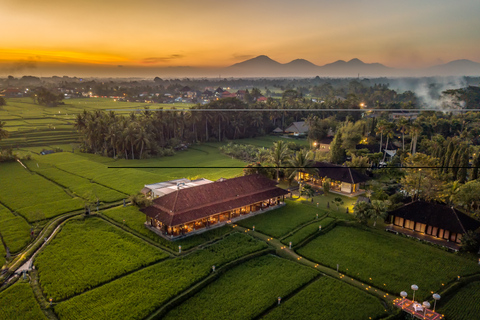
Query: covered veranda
146 195 285 239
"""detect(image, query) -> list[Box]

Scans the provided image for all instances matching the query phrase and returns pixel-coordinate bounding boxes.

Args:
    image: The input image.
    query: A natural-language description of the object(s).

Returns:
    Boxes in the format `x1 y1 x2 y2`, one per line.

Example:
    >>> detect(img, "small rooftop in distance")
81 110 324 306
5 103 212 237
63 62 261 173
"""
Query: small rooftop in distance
143 178 213 198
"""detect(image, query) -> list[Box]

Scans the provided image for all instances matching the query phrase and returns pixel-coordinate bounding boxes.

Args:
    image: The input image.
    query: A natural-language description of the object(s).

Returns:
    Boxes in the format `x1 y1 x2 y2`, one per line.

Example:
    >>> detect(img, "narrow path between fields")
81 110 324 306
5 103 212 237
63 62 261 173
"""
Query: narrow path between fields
234 225 395 303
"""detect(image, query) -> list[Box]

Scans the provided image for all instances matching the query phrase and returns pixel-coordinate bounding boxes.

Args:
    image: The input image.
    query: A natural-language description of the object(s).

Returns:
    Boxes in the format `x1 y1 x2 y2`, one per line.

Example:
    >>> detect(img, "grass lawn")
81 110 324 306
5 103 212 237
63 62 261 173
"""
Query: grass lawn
163 254 318 320
102 205 233 251
439 282 480 320
231 136 310 148
35 217 169 301
54 233 267 320
0 204 32 253
0 281 47 320
237 199 325 238
282 217 336 246
297 226 480 301
262 276 387 320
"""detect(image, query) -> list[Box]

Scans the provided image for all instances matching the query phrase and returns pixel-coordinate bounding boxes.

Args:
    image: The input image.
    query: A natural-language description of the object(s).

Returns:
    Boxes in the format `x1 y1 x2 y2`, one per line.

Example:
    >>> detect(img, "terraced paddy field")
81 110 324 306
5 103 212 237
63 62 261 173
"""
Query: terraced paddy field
163 254 319 320
297 226 480 301
440 281 480 320
0 161 84 222
35 217 169 301
53 232 268 320
0 282 47 320
0 98 194 148
0 203 31 253
262 276 388 320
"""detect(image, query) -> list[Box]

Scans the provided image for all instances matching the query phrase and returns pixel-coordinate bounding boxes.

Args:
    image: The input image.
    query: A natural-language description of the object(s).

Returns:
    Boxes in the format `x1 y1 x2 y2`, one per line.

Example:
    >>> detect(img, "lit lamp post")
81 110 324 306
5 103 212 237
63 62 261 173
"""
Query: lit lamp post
432 293 441 312
411 284 418 303
400 291 408 309
422 301 431 318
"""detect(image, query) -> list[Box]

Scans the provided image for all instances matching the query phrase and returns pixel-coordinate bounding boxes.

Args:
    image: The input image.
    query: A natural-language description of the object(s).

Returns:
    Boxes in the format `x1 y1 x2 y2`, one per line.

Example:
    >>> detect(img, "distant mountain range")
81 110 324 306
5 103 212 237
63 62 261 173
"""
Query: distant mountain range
8 55 480 78
222 55 480 78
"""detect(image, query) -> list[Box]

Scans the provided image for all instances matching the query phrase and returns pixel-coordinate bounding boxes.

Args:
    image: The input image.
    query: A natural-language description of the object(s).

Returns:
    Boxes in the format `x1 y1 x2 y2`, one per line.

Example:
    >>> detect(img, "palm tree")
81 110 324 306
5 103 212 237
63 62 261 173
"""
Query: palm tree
397 118 410 152
375 119 389 153
124 122 137 160
409 124 421 155
353 200 373 225
270 140 290 182
135 126 151 159
288 149 314 195
370 200 391 227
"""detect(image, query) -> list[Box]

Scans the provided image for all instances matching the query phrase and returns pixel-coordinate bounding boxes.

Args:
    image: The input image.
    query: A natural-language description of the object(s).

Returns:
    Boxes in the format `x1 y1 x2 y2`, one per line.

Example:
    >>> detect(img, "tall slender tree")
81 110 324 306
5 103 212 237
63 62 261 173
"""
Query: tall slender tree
270 140 290 182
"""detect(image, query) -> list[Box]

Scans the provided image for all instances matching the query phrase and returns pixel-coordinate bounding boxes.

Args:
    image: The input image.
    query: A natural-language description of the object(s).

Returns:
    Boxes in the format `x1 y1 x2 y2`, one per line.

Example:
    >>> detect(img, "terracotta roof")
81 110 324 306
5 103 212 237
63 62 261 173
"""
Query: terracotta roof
388 201 480 234
313 162 369 184
142 174 289 226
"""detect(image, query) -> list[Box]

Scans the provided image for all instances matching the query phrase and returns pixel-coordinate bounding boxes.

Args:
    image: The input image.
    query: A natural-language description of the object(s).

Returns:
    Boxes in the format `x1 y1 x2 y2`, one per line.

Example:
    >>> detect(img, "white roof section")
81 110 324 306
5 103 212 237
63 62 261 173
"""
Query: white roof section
144 178 213 198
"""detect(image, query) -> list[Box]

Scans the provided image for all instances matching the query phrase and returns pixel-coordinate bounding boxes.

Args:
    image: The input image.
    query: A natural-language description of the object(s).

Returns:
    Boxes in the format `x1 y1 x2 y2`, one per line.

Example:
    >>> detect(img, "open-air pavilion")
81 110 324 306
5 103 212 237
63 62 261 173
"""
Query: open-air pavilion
141 174 289 239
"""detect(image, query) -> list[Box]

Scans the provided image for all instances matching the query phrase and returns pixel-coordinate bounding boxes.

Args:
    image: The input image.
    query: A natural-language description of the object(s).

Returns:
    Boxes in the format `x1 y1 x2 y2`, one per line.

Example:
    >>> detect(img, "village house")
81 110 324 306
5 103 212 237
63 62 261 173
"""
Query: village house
285 121 309 136
141 174 289 239
387 201 480 250
298 161 369 195
315 137 333 151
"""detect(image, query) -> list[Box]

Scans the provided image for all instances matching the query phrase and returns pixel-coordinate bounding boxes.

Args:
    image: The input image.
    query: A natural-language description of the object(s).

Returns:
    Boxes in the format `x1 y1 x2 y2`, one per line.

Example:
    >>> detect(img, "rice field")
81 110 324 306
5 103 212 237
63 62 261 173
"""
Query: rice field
297 226 480 301
35 217 169 301
262 276 388 320
0 281 47 320
0 161 84 221
163 254 319 320
0 203 32 253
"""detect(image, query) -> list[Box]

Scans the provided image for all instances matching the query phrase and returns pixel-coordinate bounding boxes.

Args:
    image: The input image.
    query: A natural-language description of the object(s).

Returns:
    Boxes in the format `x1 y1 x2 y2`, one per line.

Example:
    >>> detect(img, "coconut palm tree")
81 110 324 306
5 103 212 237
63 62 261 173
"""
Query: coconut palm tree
270 140 290 182
397 117 410 152
353 200 373 225
370 200 391 227
375 119 389 153
288 149 314 195
135 126 151 159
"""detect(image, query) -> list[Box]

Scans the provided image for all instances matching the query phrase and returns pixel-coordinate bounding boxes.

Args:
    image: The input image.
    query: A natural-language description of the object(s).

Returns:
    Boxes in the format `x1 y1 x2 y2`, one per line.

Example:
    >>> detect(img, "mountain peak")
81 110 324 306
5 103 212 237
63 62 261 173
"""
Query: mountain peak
348 58 364 64
230 55 281 68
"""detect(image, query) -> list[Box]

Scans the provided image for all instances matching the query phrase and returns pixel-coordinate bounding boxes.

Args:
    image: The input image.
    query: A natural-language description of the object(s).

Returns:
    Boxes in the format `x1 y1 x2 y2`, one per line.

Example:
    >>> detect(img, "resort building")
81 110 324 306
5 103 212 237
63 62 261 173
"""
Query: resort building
387 201 480 250
141 174 289 239
298 161 370 196
141 178 213 199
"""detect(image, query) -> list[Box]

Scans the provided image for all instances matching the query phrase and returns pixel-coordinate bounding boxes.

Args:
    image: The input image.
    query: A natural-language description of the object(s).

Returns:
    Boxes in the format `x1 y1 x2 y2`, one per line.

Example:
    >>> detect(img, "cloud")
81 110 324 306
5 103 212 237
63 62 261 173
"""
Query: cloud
141 55 184 64
0 58 38 74
232 54 255 61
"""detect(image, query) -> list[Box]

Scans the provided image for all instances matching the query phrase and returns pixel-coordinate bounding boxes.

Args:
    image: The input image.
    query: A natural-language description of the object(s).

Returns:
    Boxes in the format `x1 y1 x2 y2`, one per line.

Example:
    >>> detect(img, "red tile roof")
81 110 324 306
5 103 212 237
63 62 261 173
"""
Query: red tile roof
142 174 289 226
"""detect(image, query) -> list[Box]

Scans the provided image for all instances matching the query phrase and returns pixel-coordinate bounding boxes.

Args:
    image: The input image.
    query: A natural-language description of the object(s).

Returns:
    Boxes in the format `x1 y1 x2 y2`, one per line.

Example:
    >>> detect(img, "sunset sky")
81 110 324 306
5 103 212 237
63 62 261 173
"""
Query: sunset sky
1 0 480 77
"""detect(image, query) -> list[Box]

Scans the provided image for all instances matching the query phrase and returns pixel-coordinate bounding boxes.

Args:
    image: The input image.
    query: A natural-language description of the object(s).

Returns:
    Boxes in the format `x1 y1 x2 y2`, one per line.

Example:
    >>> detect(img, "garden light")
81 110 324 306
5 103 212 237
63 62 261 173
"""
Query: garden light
411 284 418 303
432 293 441 312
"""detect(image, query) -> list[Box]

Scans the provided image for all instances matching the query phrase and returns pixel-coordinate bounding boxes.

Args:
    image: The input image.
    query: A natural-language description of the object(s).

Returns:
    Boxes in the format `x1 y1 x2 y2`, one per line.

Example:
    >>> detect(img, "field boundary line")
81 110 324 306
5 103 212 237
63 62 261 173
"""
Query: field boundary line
98 213 178 255
94 214 173 255
145 248 275 320
253 274 322 320
47 162 129 196
278 211 329 241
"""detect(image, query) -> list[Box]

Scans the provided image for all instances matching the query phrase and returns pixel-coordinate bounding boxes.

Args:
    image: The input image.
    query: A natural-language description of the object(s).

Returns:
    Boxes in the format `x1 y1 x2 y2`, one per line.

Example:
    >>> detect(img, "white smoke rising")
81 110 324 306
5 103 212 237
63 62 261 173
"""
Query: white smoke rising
389 76 467 110
415 77 466 110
